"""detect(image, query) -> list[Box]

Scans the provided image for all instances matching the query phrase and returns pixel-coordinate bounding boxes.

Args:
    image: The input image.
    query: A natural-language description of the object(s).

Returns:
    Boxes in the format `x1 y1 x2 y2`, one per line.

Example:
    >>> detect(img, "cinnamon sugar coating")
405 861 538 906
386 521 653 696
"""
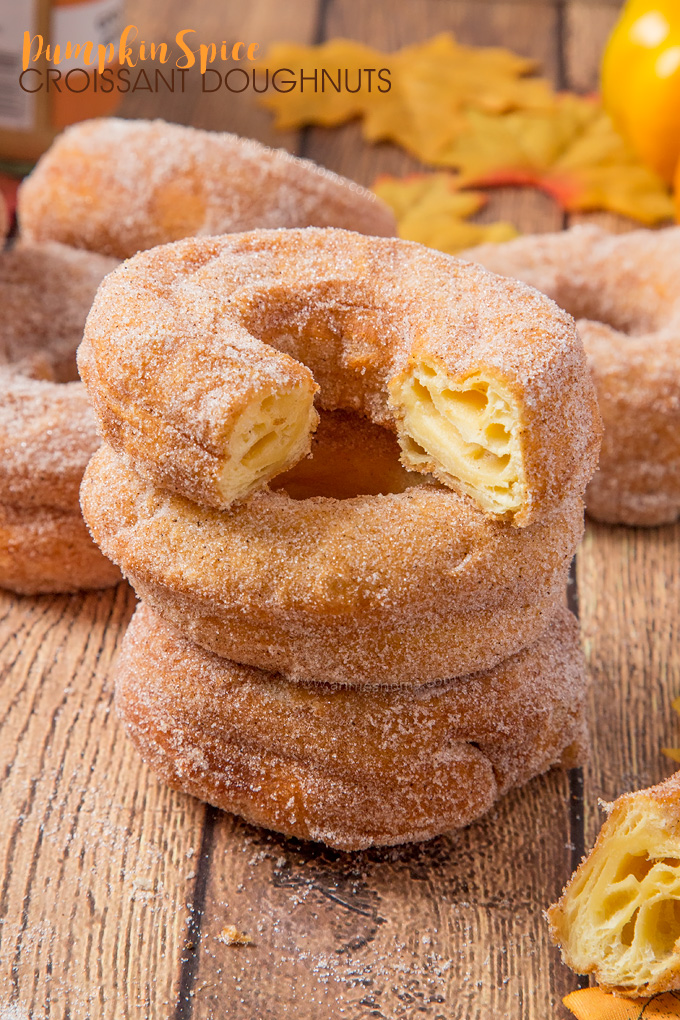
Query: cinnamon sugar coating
115 602 588 851
81 415 584 685
18 118 396 259
79 228 600 526
0 242 120 594
464 226 680 526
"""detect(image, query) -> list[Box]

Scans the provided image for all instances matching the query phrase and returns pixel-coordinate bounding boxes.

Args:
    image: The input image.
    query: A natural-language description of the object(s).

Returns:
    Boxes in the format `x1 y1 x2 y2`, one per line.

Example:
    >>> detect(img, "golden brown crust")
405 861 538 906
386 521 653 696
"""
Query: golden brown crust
79 228 601 525
463 226 680 526
18 118 397 258
547 772 680 996
0 241 121 593
80 417 584 685
115 603 588 850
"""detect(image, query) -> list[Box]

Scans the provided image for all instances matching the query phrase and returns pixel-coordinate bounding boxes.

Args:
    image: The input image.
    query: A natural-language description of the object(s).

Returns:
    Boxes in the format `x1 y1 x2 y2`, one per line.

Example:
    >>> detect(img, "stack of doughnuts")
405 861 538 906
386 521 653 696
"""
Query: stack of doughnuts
79 227 602 850
5 118 396 595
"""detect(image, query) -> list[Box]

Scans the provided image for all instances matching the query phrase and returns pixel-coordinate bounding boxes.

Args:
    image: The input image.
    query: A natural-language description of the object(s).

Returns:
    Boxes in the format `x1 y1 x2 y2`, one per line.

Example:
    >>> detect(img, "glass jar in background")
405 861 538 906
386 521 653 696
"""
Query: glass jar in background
0 0 123 168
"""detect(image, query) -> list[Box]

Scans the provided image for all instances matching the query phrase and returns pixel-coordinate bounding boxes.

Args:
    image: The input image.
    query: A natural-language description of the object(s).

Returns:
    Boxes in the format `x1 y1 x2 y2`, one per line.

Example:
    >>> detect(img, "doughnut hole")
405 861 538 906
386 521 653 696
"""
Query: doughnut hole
272 411 425 500
390 358 524 516
550 800 680 991
217 387 318 503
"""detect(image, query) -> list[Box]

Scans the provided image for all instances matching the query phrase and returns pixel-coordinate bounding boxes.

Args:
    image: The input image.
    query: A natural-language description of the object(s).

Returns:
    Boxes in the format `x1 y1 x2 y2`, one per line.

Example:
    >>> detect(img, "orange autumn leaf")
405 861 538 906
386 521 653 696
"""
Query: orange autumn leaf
260 33 554 162
564 986 680 1020
446 96 674 224
373 172 519 255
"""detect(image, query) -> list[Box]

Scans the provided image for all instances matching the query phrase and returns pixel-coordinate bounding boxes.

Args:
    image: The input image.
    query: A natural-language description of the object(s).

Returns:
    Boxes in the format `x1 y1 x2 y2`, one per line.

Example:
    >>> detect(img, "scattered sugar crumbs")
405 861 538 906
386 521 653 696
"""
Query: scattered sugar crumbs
216 924 253 947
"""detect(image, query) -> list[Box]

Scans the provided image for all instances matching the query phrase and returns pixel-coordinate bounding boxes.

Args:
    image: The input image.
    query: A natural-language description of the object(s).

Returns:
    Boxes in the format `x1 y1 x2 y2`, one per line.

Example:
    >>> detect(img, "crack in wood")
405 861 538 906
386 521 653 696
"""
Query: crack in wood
173 805 219 1020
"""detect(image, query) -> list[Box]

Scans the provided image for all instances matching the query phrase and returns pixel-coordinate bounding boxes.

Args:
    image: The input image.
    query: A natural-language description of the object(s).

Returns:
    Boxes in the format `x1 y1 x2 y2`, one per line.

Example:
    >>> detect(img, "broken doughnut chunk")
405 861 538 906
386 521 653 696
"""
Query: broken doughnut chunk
548 772 680 996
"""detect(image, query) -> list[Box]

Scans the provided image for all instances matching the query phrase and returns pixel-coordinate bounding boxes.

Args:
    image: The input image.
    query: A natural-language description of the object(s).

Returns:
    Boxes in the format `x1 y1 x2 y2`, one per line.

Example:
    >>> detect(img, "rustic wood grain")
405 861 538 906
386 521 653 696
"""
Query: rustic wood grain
564 3 622 93
0 584 209 1020
1 0 671 1018
562 7 680 1016
578 525 680 828
119 0 319 149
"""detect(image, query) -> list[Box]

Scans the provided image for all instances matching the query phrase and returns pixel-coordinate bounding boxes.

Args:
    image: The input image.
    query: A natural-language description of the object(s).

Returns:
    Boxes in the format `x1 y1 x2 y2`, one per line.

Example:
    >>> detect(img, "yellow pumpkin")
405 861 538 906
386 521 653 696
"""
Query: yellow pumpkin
602 0 680 184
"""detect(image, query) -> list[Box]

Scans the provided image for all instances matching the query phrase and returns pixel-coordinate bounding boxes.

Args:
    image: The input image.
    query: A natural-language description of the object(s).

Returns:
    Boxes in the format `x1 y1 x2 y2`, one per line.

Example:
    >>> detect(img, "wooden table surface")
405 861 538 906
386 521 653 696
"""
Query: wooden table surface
3 1 679 1018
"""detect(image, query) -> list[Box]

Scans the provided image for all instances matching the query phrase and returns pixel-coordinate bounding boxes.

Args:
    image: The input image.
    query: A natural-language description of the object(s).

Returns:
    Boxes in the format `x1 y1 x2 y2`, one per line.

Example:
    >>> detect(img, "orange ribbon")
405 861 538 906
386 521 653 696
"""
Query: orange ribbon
564 987 680 1020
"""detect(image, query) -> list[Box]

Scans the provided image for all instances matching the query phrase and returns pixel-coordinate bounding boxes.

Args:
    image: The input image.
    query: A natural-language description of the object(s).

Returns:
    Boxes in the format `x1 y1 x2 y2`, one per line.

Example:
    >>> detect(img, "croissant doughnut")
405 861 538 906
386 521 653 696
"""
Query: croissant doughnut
78 228 600 526
81 412 584 685
17 117 396 259
0 242 121 594
464 225 680 526
548 771 680 996
115 602 588 851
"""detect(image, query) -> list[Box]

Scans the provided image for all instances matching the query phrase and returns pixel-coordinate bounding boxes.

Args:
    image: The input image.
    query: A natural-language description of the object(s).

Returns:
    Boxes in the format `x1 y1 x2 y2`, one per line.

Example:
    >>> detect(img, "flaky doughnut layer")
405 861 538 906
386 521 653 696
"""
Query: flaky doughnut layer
18 118 396 259
0 242 121 594
81 414 584 685
116 603 588 851
79 228 600 526
464 226 680 526
548 772 680 996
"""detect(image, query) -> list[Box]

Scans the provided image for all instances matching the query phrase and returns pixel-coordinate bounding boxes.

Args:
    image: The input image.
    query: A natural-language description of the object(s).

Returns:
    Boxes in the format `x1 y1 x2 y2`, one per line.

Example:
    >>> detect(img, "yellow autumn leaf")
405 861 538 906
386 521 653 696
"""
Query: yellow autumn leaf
260 33 554 162
260 34 673 226
373 173 519 255
446 97 674 225
259 38 382 129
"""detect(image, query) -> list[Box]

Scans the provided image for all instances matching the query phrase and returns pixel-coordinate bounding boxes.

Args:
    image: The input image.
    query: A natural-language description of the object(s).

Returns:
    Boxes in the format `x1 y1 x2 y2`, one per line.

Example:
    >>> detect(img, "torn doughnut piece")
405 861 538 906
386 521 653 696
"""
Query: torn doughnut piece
391 361 523 516
548 772 680 996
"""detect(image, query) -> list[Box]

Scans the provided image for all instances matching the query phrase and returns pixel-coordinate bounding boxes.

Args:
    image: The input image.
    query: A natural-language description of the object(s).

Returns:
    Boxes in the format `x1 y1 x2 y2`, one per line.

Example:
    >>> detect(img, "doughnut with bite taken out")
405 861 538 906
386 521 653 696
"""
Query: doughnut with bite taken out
78 228 601 528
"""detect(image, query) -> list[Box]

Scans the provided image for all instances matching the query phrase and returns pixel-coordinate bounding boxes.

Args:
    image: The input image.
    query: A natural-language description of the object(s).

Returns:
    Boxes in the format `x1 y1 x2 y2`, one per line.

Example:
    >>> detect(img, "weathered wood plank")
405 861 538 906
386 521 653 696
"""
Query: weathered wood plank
0 585 208 1020
578 523 680 842
564 3 621 93
563 6 680 1017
